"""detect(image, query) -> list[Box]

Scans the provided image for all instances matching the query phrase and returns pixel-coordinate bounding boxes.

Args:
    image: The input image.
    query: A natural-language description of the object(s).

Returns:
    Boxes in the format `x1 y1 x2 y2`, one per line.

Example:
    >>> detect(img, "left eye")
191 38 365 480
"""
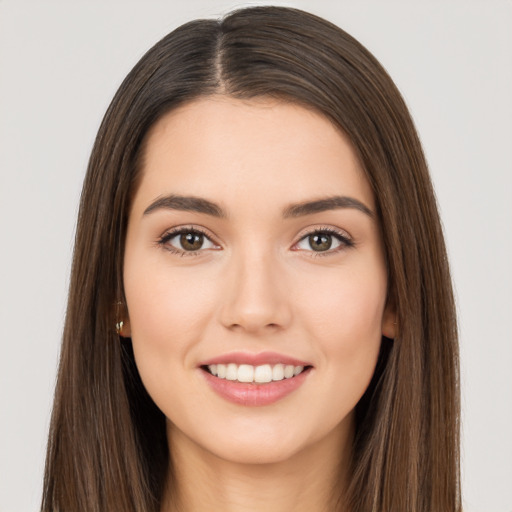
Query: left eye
161 229 217 252
295 231 350 253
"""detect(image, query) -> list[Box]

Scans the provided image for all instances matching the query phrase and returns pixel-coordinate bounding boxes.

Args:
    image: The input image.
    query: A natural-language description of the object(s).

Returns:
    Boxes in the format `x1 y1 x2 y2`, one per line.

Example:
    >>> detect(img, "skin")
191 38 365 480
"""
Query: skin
122 96 396 512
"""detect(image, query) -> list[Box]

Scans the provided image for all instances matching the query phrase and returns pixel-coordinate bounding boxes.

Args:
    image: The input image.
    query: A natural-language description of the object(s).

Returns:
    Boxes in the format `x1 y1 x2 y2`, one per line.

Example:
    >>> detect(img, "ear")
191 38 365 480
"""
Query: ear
119 317 132 338
381 300 397 339
115 301 132 338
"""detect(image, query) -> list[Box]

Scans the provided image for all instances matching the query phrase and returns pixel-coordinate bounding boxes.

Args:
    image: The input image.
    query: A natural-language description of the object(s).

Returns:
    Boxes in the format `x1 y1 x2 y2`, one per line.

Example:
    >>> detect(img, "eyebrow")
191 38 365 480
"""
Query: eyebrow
282 196 374 219
143 194 373 219
143 195 226 218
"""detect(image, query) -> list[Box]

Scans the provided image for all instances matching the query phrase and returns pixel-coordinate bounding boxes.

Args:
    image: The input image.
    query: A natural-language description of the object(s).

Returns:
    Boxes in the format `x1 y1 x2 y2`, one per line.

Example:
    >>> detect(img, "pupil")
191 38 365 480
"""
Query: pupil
310 233 331 251
180 232 203 251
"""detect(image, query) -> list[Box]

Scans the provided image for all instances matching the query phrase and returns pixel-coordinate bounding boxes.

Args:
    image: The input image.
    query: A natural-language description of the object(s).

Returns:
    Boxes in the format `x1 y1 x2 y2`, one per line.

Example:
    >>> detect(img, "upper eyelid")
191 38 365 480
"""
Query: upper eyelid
160 225 218 242
295 225 352 242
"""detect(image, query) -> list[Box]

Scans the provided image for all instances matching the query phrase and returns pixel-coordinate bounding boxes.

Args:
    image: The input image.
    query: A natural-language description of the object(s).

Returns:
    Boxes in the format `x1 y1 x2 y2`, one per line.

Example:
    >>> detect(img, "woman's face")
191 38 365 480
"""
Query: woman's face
123 96 395 464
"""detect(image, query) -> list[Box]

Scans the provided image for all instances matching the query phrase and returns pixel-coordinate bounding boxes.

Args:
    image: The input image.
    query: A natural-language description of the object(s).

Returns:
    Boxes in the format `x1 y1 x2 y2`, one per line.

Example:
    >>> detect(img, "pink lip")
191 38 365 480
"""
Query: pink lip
199 352 313 406
200 351 310 367
201 368 311 406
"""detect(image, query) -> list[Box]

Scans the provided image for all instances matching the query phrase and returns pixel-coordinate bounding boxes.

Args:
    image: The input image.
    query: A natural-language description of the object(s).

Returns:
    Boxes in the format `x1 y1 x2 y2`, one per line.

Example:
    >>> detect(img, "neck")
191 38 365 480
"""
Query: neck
161 420 353 512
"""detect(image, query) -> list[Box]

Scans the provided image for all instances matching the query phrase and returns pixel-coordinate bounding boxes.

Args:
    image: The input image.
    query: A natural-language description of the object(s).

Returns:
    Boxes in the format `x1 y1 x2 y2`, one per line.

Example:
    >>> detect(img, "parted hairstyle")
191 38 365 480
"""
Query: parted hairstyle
42 6 460 512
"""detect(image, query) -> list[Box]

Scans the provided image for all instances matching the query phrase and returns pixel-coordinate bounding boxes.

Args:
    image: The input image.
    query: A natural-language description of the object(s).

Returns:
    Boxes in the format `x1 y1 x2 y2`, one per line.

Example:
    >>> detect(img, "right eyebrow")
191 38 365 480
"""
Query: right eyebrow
143 194 227 218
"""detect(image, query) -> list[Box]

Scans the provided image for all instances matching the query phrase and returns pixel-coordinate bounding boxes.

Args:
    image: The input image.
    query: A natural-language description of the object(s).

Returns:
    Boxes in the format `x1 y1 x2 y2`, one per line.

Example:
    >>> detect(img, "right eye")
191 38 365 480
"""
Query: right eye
158 228 219 255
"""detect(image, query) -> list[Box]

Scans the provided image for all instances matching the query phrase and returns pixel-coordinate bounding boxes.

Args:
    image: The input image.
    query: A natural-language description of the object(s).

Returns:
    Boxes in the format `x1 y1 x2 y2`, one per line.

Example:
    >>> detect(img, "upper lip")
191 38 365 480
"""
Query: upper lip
199 351 312 367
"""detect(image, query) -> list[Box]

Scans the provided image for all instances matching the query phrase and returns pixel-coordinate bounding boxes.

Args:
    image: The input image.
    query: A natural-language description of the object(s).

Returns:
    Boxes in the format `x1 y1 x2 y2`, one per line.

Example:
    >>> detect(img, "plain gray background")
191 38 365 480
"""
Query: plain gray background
1 1 511 511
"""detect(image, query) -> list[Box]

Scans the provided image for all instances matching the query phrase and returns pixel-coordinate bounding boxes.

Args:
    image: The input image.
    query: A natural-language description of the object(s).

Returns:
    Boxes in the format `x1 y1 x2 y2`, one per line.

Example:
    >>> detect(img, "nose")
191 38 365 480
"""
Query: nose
218 249 292 334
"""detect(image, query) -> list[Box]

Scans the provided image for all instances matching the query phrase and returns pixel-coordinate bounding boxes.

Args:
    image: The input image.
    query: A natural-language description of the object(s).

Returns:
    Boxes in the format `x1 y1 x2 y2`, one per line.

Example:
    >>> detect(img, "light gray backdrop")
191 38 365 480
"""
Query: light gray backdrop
1 1 511 511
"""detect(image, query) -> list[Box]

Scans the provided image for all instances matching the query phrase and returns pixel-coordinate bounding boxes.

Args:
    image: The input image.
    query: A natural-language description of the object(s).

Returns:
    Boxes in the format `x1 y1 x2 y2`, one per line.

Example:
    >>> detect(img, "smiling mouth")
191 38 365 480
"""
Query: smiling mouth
202 363 312 384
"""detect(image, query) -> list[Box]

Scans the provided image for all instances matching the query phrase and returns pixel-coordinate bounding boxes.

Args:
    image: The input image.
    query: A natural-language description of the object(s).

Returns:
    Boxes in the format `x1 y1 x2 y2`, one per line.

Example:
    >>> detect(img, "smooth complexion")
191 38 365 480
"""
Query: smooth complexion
122 96 396 511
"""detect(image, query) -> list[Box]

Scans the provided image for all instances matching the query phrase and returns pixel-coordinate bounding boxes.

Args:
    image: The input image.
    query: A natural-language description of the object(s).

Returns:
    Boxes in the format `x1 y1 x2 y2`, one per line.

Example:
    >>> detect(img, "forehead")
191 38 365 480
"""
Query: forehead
134 95 374 214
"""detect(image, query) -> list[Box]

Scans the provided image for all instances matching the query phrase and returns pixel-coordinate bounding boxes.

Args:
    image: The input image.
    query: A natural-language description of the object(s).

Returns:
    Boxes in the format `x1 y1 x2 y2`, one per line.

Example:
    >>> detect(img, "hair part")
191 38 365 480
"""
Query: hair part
42 6 460 512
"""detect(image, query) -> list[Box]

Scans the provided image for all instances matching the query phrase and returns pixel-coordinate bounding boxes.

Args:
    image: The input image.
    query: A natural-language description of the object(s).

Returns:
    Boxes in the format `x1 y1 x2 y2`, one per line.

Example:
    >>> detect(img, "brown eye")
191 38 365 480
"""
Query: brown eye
308 233 332 252
180 232 204 251
159 228 218 254
294 229 353 254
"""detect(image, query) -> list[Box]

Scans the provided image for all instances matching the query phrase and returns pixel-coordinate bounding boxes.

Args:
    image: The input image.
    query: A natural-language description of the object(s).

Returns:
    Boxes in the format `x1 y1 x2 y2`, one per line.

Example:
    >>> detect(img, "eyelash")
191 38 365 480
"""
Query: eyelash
294 226 354 257
157 226 217 257
156 226 354 257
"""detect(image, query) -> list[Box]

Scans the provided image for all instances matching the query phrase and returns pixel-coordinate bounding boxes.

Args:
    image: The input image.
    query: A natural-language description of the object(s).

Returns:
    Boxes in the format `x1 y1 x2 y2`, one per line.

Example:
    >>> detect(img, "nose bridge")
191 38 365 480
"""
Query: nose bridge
219 240 291 333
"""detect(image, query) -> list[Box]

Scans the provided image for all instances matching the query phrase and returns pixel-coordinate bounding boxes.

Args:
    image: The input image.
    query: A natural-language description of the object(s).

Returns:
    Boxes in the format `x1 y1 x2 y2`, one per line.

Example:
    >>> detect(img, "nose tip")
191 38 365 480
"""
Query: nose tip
224 308 283 334
219 258 291 334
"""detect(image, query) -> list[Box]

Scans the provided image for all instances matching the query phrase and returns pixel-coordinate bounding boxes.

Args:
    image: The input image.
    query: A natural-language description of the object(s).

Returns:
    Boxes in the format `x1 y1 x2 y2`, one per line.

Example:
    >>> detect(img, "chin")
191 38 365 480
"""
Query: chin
211 436 305 466
168 413 350 468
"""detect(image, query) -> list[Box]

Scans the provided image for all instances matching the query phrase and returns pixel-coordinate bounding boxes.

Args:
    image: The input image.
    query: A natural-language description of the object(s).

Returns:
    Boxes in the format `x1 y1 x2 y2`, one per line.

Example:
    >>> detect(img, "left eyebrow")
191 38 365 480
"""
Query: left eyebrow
282 196 374 219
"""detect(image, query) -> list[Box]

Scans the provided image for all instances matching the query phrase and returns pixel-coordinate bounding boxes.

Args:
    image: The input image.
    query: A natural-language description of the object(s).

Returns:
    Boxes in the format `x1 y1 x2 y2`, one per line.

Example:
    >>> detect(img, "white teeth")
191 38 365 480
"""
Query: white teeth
284 365 294 379
272 364 284 381
207 363 306 383
237 364 254 383
254 364 272 383
226 363 238 380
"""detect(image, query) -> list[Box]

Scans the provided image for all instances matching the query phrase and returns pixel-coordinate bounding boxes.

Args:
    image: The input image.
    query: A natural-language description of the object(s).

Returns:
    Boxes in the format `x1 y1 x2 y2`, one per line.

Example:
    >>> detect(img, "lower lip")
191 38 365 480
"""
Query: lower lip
201 368 311 406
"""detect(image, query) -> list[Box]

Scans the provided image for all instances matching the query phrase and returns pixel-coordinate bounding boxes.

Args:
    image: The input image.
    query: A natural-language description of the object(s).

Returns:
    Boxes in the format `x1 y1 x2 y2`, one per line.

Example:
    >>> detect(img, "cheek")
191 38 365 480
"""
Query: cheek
123 256 217 375
123 261 222 421
296 261 387 385
299 264 387 339
127 272 211 343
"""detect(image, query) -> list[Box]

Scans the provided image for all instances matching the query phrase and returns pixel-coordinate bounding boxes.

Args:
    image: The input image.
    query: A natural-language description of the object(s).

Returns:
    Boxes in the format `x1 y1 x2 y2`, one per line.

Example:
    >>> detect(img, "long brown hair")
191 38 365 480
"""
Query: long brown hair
42 6 460 511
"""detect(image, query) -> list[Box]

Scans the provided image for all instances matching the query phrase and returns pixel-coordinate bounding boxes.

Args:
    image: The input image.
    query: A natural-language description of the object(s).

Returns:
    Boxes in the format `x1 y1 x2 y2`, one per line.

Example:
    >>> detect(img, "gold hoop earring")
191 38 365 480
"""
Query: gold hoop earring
115 321 124 335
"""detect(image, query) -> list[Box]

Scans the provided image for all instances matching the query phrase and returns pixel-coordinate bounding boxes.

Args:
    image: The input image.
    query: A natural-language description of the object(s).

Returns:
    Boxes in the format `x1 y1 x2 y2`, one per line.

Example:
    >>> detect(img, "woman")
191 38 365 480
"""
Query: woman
42 6 460 511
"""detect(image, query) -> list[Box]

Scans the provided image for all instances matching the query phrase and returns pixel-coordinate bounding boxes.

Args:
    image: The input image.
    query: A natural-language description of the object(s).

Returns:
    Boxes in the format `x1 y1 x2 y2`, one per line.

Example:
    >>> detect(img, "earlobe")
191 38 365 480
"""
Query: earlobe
117 318 132 337
381 304 397 340
115 300 132 337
